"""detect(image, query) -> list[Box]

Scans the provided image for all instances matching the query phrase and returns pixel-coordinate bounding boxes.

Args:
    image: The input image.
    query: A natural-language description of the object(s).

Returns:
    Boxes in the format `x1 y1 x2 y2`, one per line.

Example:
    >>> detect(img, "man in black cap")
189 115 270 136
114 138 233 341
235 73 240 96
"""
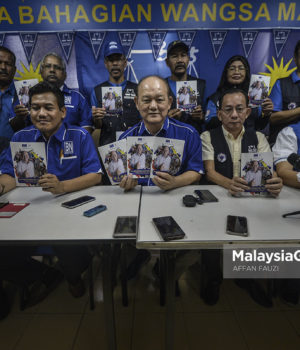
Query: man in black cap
91 41 140 160
165 40 206 133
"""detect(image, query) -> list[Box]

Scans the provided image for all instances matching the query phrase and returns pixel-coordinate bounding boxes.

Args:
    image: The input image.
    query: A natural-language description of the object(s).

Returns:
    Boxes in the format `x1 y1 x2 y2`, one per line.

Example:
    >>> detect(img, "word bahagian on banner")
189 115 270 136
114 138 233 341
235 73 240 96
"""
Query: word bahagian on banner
0 1 300 31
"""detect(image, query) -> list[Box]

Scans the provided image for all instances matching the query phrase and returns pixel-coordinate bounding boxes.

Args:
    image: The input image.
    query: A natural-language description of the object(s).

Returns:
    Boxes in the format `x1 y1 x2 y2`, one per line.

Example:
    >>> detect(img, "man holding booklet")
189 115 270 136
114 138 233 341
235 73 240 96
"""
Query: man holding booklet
165 40 206 133
200 88 282 307
117 75 204 280
0 81 102 319
119 75 204 191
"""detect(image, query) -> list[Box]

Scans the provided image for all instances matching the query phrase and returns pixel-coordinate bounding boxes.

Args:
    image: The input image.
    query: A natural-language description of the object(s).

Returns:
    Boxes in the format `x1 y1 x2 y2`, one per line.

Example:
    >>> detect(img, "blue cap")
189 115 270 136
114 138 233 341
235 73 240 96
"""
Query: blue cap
104 41 125 58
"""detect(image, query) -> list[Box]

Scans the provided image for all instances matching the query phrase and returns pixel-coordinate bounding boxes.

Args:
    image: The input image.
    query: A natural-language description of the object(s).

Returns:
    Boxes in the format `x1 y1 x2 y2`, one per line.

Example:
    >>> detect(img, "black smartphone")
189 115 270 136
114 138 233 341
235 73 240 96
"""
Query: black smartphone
152 216 186 241
61 195 95 209
113 216 137 238
0 201 9 209
83 204 107 217
226 215 248 237
194 190 218 203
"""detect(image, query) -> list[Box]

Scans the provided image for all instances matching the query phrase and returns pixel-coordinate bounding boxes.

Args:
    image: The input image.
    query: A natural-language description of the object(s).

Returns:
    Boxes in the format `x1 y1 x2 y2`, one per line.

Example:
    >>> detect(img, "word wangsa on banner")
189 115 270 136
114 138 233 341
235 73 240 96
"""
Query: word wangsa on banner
0 1 300 30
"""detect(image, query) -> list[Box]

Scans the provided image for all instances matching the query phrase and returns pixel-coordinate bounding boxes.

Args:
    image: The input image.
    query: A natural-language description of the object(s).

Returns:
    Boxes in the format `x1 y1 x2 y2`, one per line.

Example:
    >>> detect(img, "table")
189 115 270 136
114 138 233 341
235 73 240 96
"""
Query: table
137 185 300 349
0 185 142 350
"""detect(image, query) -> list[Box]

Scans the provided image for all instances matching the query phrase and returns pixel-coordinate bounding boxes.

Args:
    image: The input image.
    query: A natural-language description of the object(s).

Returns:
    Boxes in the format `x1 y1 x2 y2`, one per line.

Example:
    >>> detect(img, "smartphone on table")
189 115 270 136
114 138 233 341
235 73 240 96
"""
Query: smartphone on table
61 195 95 209
226 215 248 237
152 216 186 241
113 216 137 238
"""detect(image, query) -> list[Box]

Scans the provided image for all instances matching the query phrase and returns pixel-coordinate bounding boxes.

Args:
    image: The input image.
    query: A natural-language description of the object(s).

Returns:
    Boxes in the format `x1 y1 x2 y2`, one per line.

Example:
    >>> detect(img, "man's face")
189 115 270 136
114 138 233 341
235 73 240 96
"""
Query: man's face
30 92 66 139
253 161 259 172
166 48 189 78
137 144 143 155
23 152 30 163
41 56 66 88
226 60 246 86
218 92 251 135
111 151 118 162
163 146 169 157
135 77 172 130
104 54 127 81
0 51 16 88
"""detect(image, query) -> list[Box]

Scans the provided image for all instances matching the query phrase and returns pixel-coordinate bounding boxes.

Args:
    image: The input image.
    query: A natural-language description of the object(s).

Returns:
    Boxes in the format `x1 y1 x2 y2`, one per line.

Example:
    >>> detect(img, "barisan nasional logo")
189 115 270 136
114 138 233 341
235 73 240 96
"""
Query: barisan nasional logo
248 145 257 153
217 153 226 163
64 96 72 105
288 102 297 110
64 141 74 155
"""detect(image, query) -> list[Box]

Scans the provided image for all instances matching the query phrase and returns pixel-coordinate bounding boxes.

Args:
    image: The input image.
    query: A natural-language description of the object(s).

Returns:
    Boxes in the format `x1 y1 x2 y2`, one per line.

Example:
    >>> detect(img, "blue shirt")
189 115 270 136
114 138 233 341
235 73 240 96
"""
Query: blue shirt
0 82 16 143
270 71 300 111
119 117 204 186
62 84 93 129
0 122 102 181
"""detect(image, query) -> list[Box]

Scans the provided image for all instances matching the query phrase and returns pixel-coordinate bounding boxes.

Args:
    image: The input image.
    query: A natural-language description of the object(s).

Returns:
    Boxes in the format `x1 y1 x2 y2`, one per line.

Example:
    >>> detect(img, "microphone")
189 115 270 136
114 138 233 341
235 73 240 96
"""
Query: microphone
287 153 300 171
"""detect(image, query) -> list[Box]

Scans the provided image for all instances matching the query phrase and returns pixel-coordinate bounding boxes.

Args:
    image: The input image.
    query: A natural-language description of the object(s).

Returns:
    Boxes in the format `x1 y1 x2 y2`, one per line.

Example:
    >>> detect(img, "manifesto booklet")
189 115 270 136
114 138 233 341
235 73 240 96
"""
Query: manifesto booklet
14 79 38 108
241 152 273 193
176 80 197 112
101 86 123 115
127 136 154 178
10 142 47 186
248 74 270 107
151 137 185 177
98 139 127 185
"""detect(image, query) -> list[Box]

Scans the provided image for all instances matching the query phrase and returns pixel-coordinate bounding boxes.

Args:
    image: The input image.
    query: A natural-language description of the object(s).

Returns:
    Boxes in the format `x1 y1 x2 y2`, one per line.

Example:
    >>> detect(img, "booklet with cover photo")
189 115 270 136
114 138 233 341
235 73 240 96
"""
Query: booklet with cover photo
151 138 185 177
126 136 154 178
241 152 273 193
10 142 47 186
98 139 127 185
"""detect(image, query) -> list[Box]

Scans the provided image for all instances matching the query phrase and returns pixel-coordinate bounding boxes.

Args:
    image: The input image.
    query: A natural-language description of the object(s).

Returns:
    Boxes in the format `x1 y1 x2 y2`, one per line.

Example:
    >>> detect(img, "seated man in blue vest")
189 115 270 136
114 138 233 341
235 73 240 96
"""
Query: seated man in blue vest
0 81 102 319
273 121 300 304
269 40 300 145
119 75 204 279
200 89 282 306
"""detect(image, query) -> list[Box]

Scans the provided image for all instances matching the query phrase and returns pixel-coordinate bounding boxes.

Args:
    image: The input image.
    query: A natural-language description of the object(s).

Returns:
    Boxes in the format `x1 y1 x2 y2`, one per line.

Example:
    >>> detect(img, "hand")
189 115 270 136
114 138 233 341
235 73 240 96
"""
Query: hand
0 183 5 196
119 174 138 191
14 104 29 118
265 176 282 197
190 105 204 120
152 171 177 190
92 106 106 127
261 98 273 116
229 177 250 196
38 174 64 194
168 108 183 119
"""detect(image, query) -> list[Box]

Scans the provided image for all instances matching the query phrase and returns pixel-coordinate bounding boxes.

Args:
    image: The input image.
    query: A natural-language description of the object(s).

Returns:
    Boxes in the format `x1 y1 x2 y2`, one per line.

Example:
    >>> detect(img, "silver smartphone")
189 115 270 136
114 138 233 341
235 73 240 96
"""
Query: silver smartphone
113 216 137 238
61 195 95 209
226 215 248 237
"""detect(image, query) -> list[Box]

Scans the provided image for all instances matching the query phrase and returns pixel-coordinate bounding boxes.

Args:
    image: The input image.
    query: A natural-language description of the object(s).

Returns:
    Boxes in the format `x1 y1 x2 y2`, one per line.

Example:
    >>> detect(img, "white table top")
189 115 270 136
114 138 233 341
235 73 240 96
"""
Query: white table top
0 186 141 243
137 185 300 249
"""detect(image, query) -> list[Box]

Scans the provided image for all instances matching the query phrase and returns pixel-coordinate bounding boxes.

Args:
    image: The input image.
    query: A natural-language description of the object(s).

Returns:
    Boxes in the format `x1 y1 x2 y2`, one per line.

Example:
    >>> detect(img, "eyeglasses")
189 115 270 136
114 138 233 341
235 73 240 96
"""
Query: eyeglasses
42 64 64 71
220 107 247 115
228 66 245 72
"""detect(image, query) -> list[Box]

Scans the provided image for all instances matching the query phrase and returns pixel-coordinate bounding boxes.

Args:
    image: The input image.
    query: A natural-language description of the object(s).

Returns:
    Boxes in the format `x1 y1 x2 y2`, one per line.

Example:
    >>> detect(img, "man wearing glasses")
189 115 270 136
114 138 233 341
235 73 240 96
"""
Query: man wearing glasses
200 89 282 306
14 52 93 133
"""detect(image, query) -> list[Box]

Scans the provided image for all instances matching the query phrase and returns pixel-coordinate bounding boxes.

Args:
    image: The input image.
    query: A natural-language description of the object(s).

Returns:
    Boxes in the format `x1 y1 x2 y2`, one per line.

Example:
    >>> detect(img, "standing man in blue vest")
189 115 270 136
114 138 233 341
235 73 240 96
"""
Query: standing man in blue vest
165 40 206 133
269 40 300 145
91 41 140 147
